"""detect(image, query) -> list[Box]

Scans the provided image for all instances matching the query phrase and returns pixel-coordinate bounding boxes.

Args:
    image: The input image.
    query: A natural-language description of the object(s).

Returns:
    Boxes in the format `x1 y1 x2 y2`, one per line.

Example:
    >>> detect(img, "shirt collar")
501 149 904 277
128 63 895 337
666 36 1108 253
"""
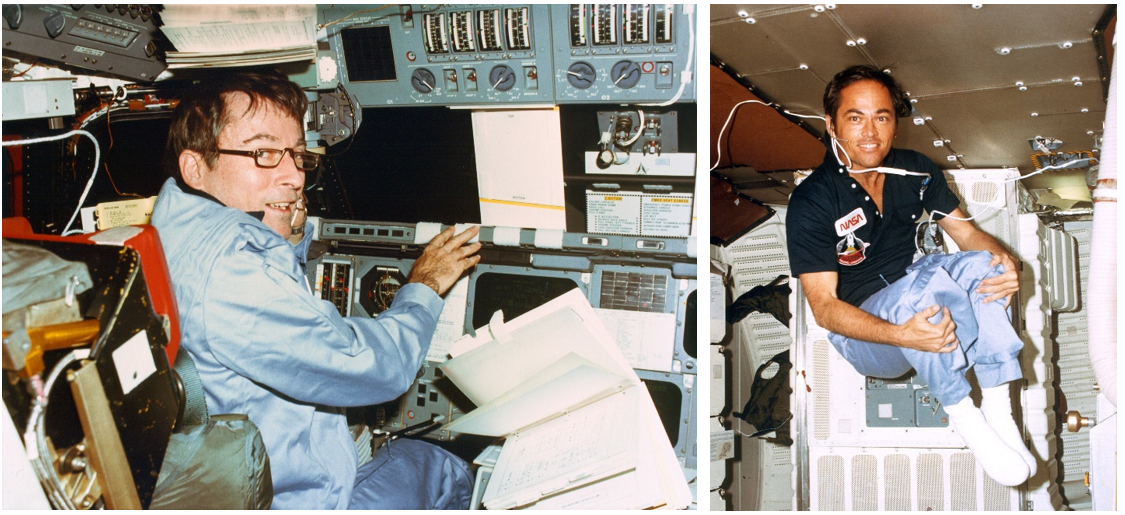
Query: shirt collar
174 175 266 222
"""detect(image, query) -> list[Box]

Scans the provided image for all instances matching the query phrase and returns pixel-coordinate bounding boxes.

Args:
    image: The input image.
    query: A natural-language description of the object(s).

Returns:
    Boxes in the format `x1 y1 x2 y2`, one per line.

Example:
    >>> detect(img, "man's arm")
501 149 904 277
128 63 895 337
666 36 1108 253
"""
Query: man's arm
801 271 959 353
935 207 1019 305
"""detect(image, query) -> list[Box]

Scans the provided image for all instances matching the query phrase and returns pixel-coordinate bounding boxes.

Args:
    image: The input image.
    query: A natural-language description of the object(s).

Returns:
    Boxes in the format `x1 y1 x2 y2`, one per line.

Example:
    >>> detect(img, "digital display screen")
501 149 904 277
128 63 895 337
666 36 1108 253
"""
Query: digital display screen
341 25 397 82
641 379 682 446
471 273 580 329
683 290 696 359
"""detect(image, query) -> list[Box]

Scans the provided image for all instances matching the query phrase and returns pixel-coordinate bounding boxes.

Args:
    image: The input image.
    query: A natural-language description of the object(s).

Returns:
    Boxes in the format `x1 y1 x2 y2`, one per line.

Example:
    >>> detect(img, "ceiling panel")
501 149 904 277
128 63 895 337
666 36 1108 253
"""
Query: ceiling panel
711 3 1113 206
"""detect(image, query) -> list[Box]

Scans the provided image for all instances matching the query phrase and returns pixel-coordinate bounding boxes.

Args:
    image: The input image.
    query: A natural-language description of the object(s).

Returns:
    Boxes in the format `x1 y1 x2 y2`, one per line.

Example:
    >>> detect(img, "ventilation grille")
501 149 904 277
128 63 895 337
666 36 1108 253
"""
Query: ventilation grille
945 171 1017 251
851 455 878 511
771 442 790 467
884 454 912 511
917 453 944 511
810 449 1018 510
950 452 977 511
1058 220 1095 496
984 471 1011 511
817 455 845 510
946 171 1011 209
812 338 831 441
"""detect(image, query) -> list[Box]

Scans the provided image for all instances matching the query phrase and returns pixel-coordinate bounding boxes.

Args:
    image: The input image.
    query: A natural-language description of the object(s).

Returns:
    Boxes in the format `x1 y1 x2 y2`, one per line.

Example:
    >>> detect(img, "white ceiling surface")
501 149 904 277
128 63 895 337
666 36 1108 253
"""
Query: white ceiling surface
710 4 1108 193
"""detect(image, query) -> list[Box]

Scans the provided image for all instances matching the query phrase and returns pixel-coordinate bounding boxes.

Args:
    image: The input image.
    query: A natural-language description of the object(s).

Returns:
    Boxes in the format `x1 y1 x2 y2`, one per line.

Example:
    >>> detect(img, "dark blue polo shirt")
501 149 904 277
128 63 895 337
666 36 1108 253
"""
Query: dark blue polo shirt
786 147 961 306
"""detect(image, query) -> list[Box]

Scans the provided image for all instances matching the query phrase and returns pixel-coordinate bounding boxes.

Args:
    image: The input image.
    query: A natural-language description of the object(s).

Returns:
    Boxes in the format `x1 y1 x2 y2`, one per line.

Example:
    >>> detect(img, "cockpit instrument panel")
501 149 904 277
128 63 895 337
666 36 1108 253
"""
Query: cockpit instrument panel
308 219 697 468
310 4 695 107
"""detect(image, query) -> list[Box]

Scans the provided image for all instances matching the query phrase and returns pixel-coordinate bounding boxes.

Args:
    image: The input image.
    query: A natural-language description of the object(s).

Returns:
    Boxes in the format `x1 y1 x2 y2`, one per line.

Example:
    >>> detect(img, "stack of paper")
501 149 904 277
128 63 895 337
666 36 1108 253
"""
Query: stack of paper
159 5 317 68
441 290 691 510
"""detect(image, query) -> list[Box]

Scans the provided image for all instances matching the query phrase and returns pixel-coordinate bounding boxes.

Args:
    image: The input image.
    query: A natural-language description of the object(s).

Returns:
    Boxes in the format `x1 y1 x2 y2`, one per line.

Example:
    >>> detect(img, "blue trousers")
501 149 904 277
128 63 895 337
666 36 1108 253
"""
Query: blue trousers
827 252 1024 405
350 438 473 510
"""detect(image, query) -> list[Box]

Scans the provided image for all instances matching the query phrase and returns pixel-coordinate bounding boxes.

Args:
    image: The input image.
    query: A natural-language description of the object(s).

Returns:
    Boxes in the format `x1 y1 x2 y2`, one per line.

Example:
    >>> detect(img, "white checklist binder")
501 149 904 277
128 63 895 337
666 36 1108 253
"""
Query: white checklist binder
441 289 691 510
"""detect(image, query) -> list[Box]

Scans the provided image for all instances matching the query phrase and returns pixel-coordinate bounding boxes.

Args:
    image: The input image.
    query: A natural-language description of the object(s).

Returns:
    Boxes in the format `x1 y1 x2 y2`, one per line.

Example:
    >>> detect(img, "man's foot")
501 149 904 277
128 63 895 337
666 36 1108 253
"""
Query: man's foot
981 384 1038 476
944 397 1030 486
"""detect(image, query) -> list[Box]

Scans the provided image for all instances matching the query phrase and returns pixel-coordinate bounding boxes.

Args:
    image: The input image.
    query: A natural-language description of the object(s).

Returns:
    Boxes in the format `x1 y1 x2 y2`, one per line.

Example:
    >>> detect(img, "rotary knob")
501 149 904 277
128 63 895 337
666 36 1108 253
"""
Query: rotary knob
566 62 596 90
610 60 642 89
410 68 436 94
489 64 517 91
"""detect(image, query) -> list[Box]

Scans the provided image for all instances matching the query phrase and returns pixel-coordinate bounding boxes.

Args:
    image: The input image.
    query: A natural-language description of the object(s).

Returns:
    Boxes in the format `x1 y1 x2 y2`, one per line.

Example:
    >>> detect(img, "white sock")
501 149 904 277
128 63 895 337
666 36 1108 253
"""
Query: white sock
980 384 1038 476
943 397 1030 486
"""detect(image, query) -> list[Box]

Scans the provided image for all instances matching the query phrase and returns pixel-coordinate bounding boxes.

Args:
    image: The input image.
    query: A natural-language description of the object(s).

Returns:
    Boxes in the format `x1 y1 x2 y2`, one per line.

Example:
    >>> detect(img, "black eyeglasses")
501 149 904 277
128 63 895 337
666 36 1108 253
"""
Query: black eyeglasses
216 148 321 171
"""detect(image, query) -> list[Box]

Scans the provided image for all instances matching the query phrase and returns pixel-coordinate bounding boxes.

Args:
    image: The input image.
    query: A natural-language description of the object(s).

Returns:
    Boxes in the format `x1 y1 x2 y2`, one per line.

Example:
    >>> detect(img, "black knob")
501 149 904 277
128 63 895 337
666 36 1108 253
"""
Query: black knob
410 68 436 94
44 12 66 38
489 65 516 92
566 62 596 90
3 5 21 30
611 61 642 89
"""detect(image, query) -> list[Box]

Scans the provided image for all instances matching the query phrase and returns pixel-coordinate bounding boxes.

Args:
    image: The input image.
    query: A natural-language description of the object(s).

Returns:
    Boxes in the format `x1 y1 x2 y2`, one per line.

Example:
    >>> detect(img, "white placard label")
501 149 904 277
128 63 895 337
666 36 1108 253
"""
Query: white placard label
710 428 735 461
586 191 694 237
640 194 693 237
113 330 156 395
586 192 641 235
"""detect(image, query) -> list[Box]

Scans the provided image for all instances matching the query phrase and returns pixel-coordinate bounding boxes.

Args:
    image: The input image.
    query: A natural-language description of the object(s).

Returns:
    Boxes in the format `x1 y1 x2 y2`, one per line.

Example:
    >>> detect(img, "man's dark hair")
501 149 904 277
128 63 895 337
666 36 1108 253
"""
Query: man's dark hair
823 65 911 123
164 69 308 179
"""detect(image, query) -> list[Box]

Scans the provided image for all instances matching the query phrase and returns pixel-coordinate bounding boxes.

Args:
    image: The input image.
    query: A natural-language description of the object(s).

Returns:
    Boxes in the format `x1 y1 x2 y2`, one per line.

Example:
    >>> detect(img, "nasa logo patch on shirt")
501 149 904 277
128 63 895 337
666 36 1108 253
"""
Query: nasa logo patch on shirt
835 207 867 236
834 208 870 265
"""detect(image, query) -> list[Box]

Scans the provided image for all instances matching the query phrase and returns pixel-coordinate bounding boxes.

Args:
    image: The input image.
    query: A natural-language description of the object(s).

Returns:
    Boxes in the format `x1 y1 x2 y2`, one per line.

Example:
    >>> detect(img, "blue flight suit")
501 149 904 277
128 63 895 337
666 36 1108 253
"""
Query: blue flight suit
150 178 472 509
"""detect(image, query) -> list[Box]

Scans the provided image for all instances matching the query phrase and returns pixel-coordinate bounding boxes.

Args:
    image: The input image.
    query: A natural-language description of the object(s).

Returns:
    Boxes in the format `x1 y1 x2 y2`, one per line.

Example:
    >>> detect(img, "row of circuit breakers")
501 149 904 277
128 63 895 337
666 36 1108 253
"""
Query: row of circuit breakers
315 4 696 106
307 220 699 469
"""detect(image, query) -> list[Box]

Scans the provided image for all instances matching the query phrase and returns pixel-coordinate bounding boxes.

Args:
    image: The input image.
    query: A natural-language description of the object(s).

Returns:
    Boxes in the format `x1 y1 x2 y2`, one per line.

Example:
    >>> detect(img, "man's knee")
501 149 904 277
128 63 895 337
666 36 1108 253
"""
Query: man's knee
353 438 472 510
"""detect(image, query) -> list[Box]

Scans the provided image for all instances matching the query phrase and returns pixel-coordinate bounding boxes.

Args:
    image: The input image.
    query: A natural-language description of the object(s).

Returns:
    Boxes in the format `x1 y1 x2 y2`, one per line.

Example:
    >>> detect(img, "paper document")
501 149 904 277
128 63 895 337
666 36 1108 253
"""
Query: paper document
594 308 675 372
473 110 566 230
483 387 639 508
160 5 316 52
442 294 633 405
439 289 692 510
427 277 469 362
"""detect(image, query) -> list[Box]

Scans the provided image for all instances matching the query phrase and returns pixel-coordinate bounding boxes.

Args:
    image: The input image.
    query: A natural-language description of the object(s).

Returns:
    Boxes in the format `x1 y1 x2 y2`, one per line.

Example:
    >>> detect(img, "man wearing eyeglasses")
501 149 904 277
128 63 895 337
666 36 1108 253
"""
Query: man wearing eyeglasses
150 70 478 509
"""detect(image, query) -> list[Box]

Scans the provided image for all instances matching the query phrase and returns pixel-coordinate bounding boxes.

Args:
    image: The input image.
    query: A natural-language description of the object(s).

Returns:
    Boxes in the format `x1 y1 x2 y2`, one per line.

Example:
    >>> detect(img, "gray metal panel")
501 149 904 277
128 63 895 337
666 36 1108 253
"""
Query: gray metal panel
551 4 697 104
1 80 76 121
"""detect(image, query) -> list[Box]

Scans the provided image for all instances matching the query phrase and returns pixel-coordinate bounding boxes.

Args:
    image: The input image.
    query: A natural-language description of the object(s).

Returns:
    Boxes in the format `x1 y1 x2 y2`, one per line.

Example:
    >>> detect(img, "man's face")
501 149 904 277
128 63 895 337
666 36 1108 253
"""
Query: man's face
195 93 305 240
827 79 897 170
